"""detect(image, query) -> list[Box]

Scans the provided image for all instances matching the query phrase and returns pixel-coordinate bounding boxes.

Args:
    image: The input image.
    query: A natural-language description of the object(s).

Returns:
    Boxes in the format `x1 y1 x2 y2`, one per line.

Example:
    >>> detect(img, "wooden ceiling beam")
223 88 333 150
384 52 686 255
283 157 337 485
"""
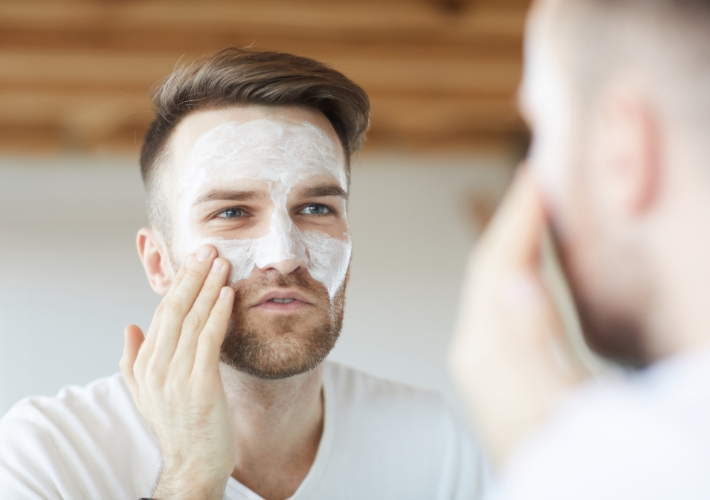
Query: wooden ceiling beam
0 50 522 96
369 95 525 143
0 2 527 44
0 28 523 58
0 0 531 153
0 89 525 146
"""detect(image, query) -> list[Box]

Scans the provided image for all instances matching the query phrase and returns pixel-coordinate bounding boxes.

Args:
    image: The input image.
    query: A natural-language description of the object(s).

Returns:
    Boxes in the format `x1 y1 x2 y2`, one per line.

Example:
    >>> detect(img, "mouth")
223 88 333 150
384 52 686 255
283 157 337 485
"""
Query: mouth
251 289 315 312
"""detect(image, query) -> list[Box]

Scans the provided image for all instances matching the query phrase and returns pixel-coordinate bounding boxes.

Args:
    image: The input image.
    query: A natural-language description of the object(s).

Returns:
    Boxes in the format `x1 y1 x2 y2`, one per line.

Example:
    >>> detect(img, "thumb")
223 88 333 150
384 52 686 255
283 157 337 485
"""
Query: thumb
481 166 547 270
120 324 145 394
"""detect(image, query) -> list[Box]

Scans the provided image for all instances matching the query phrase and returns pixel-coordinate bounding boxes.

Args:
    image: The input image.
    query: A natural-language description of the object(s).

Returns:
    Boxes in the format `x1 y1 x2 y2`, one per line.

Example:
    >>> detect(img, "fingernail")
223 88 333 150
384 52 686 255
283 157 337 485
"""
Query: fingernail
185 254 194 269
197 246 212 262
211 259 224 273
219 287 229 299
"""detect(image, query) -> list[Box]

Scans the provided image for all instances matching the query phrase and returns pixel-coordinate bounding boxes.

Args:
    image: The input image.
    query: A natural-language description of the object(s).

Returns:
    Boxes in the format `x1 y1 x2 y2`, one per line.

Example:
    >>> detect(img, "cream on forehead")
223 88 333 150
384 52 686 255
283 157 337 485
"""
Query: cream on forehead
184 118 347 193
176 118 351 299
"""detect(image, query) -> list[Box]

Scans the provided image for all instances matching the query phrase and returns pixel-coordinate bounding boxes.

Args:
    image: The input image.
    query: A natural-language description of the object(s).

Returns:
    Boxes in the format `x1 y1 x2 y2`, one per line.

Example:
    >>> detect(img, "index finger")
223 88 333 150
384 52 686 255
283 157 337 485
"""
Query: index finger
138 247 212 360
148 246 218 369
477 166 548 270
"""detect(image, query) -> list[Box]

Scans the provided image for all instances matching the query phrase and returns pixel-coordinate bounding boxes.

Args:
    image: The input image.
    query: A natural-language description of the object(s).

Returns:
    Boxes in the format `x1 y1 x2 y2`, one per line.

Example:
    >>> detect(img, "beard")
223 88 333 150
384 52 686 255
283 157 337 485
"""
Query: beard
219 270 346 380
550 224 650 369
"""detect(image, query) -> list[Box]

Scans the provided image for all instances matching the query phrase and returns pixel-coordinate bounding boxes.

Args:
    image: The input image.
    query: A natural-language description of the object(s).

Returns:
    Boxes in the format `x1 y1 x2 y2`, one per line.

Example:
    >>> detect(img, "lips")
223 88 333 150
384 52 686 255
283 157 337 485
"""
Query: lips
252 289 314 308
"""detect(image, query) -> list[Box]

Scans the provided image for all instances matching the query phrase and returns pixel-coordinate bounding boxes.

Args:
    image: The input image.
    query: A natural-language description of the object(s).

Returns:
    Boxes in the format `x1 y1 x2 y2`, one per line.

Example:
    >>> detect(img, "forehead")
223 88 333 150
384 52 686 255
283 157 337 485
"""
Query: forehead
167 106 348 193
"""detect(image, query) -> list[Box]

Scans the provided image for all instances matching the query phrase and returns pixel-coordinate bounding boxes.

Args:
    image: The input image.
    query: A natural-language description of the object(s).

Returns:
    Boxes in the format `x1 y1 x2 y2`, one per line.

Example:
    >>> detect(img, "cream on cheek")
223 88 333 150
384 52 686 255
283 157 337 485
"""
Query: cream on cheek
175 119 352 299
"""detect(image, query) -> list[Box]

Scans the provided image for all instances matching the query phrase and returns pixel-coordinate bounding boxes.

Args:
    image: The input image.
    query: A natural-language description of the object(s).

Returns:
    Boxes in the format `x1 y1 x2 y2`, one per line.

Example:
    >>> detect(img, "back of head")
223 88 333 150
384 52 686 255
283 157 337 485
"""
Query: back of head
540 0 710 131
139 47 370 241
525 0 710 366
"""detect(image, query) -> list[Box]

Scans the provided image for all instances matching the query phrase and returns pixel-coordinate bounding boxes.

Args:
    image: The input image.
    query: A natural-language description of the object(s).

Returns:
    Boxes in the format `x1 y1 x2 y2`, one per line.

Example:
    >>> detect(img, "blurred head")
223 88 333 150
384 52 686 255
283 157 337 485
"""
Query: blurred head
136 48 370 379
521 0 710 367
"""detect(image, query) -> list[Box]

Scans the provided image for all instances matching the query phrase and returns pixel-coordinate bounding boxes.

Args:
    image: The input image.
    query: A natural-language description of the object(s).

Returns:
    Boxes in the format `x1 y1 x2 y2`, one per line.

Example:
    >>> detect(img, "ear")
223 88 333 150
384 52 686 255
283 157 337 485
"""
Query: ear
596 84 660 217
137 228 175 296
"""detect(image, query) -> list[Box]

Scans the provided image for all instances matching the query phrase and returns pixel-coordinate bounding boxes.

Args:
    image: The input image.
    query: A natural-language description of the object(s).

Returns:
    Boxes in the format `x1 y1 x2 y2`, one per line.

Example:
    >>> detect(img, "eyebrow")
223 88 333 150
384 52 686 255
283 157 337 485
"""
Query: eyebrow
300 185 348 200
194 189 265 204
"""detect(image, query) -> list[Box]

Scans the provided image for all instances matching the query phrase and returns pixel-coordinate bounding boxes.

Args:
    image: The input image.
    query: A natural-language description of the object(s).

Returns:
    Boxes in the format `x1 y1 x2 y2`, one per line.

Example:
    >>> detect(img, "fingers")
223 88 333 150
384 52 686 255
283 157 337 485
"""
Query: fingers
172 257 231 372
150 246 218 371
135 256 194 365
120 324 145 396
122 247 236 492
194 286 234 378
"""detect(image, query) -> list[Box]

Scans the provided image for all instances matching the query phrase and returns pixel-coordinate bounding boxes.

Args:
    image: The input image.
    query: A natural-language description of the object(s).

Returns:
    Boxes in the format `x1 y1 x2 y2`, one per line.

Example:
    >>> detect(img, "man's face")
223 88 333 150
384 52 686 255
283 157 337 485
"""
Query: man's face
165 106 350 379
520 19 647 366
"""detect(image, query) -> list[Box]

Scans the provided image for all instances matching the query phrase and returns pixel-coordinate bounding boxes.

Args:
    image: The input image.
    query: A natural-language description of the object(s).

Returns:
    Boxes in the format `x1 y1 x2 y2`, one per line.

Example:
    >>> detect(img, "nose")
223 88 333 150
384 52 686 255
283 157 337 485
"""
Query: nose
253 208 308 276
259 258 306 276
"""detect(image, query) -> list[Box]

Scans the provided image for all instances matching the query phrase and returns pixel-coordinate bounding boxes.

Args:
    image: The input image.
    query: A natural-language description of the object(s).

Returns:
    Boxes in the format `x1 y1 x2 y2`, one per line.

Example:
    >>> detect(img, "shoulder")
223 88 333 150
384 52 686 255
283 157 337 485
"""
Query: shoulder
1 373 127 433
0 374 159 499
0 373 145 443
494 363 710 500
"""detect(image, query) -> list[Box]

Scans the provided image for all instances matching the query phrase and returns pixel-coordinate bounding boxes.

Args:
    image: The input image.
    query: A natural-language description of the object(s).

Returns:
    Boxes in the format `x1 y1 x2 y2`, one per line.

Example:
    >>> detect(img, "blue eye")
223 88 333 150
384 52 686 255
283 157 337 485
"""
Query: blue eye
218 208 247 219
300 204 331 215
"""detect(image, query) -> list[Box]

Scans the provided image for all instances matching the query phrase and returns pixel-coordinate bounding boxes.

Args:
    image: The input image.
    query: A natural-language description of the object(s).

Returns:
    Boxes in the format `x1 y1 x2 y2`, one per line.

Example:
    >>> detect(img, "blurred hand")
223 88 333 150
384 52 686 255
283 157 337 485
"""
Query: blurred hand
449 168 588 468
120 246 236 500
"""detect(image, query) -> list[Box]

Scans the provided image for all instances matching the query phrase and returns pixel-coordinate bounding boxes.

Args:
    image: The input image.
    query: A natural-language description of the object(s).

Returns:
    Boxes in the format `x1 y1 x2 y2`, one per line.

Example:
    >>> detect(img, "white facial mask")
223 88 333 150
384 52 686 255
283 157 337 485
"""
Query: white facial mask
175 118 351 299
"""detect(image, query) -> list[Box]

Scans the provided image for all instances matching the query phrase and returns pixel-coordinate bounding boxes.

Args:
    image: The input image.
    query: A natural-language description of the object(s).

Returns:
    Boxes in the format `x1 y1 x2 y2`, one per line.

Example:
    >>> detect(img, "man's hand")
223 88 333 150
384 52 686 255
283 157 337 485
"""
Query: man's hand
449 168 588 469
120 246 236 500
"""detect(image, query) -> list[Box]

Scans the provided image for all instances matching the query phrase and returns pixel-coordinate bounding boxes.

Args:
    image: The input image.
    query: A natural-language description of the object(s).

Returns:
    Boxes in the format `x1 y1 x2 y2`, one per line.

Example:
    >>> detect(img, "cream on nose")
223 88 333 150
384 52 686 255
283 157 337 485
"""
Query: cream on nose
254 208 308 275
261 258 305 276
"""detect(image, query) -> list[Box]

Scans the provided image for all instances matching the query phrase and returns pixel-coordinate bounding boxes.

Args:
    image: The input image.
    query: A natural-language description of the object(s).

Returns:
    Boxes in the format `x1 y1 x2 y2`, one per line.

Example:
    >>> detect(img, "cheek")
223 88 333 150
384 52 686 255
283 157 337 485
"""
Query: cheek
167 221 191 268
528 114 573 209
551 168 602 285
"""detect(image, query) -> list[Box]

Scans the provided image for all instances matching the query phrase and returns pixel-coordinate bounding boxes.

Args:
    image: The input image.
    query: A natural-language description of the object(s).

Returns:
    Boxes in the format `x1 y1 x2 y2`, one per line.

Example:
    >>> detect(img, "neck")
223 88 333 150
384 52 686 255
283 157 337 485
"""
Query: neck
219 362 325 499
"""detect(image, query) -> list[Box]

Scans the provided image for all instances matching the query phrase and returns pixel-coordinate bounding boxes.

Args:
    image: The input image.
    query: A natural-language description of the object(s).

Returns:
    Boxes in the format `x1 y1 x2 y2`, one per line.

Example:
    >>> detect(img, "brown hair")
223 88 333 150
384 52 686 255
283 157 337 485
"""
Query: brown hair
139 47 370 237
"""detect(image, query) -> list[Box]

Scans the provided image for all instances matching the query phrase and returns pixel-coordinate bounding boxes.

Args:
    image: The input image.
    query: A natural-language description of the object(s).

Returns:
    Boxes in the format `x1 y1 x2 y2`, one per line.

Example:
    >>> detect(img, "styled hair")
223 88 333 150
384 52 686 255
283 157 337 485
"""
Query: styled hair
139 47 370 238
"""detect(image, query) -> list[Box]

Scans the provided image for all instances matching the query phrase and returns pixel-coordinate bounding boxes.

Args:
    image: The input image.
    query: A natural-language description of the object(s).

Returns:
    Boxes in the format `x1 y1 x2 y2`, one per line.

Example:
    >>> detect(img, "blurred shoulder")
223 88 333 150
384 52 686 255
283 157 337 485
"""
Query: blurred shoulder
493 351 710 500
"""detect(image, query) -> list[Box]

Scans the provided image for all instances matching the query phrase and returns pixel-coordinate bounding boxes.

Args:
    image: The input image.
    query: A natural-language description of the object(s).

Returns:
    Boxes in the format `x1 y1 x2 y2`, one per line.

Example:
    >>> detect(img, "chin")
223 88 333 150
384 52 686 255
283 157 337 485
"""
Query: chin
219 284 346 380
574 295 650 369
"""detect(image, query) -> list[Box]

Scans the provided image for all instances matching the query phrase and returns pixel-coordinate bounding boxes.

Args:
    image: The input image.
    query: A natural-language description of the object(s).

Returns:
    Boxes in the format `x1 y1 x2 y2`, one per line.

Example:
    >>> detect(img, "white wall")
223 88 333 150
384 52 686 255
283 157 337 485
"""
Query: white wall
0 153 514 415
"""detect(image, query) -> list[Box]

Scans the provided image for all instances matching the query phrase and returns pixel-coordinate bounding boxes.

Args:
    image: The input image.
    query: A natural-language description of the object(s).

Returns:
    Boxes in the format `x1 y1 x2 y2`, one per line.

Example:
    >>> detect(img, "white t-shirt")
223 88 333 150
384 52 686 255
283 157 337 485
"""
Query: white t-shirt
0 361 489 500
487 348 710 500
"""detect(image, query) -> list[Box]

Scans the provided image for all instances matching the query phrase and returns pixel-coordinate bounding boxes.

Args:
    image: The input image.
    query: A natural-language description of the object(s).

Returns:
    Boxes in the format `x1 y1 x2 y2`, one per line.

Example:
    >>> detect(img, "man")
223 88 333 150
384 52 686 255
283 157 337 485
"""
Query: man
450 0 710 498
0 48 489 499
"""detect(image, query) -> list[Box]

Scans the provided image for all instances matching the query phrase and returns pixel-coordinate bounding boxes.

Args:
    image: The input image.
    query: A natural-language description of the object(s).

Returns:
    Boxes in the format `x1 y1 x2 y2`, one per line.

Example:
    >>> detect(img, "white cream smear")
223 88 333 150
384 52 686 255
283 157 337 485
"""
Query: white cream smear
175 118 352 299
